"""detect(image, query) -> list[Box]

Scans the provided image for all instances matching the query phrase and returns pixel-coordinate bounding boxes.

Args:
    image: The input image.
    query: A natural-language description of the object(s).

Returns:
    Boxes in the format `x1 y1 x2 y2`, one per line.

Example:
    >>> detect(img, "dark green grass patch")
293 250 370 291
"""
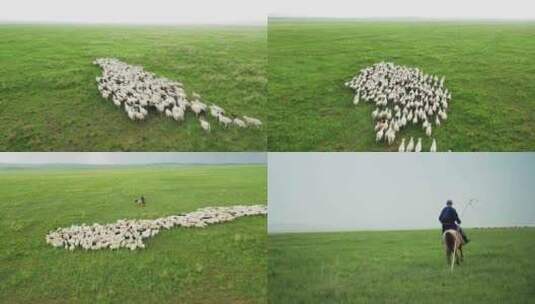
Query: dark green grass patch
0 24 266 151
0 165 267 303
268 228 535 303
268 19 535 151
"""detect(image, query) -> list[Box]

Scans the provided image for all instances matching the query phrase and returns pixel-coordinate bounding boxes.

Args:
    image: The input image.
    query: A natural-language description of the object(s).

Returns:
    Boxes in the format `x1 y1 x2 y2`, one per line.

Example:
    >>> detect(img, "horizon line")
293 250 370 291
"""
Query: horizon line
268 224 535 235
0 20 266 26
0 162 266 166
268 16 535 22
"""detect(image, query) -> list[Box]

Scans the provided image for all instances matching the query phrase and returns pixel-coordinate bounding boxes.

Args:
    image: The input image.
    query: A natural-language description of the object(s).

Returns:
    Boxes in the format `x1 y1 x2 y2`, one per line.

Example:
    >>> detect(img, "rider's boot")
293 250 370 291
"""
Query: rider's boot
461 230 470 244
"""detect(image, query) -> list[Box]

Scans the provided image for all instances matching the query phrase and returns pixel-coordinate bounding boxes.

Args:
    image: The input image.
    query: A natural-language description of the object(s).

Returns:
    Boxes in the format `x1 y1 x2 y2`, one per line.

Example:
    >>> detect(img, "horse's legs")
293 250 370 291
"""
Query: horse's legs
459 246 464 262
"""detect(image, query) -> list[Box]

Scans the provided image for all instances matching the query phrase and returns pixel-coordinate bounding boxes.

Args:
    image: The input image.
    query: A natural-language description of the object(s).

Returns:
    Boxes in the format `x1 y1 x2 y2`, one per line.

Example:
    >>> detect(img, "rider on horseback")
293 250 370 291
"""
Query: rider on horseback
439 200 469 244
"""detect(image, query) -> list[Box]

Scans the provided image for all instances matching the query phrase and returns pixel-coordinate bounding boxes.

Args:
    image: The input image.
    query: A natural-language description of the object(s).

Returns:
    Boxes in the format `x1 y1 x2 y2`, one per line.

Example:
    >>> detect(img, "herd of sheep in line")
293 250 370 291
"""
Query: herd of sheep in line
93 58 262 132
45 205 266 251
346 62 452 152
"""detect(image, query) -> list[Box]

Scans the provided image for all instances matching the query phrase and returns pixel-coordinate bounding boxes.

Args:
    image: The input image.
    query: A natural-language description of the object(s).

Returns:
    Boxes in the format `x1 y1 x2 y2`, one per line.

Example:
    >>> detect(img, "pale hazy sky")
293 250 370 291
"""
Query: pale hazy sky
0 153 266 165
270 0 535 20
268 153 535 233
0 0 268 25
2 0 534 25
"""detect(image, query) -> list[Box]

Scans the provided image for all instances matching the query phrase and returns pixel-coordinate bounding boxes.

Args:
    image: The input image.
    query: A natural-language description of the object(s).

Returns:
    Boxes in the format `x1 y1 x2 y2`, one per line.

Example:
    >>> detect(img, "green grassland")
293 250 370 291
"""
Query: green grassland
0 165 267 303
0 24 266 151
269 228 535 304
268 19 535 151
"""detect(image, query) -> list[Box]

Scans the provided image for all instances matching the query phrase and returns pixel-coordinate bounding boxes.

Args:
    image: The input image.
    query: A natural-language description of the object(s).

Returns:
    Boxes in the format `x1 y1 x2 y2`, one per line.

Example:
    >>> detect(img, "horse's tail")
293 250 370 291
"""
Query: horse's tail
443 230 458 269
444 231 456 254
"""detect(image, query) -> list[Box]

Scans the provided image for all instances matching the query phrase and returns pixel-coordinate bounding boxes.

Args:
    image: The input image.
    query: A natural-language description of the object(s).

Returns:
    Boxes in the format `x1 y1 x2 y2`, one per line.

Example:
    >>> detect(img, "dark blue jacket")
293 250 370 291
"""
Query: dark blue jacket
439 206 461 225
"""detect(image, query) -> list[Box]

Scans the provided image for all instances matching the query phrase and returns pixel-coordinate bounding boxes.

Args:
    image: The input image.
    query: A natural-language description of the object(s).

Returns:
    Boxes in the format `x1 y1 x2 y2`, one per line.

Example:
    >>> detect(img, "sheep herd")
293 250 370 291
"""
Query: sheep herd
45 205 266 251
93 58 262 132
346 62 452 152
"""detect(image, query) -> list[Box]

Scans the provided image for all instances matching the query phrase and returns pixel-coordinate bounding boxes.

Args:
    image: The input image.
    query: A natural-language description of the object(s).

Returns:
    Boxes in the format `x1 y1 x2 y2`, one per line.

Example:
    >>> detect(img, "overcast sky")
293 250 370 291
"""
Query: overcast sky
268 153 535 233
270 0 535 20
0 153 266 165
2 0 534 24
0 0 267 25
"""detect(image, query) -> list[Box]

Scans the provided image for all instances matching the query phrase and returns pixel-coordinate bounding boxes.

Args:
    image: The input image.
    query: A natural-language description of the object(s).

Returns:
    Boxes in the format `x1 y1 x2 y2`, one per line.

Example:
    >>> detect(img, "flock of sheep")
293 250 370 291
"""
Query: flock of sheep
93 58 262 132
45 205 266 251
346 62 452 152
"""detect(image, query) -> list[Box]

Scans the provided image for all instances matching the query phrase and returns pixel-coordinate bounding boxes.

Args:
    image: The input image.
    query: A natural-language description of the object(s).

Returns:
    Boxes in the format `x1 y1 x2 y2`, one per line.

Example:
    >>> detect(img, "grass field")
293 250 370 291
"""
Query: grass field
0 165 267 303
269 228 535 304
0 24 266 151
268 19 535 151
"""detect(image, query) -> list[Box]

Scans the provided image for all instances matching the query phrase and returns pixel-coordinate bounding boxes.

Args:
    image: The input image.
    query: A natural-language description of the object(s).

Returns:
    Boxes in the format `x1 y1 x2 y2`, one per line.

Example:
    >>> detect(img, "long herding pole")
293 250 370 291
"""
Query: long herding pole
461 198 478 218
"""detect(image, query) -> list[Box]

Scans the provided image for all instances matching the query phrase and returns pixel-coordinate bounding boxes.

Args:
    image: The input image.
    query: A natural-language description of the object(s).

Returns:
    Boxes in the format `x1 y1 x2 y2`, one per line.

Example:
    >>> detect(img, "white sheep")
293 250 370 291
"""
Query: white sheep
430 138 437 152
191 101 207 117
233 118 247 128
46 205 267 251
243 116 262 128
406 137 415 152
218 114 232 128
415 138 422 152
398 138 406 152
93 58 261 134
200 119 210 132
345 62 452 150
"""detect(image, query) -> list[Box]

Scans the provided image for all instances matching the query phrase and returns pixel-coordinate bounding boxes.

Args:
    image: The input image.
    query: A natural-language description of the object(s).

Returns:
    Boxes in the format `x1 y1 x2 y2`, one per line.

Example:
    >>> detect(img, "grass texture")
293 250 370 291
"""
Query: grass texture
0 164 267 303
269 228 535 303
0 24 266 151
268 19 535 151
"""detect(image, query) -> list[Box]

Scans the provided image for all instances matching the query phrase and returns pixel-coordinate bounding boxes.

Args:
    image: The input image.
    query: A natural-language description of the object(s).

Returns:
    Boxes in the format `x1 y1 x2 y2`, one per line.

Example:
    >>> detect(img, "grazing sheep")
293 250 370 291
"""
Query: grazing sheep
430 138 437 152
165 109 173 118
398 138 406 152
233 118 247 128
172 107 185 122
200 119 210 132
209 105 224 118
415 138 422 152
425 125 432 137
190 101 207 117
386 127 396 145
127 110 136 121
243 116 262 128
376 128 384 142
345 62 452 150
210 104 225 114
353 93 360 105
406 137 415 152
93 58 261 134
218 114 232 128
45 205 267 251
192 92 201 100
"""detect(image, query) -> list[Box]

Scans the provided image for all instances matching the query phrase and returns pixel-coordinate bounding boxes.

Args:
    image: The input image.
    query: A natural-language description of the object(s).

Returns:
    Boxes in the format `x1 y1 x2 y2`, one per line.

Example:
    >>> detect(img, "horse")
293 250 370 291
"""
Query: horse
134 195 146 207
443 229 464 271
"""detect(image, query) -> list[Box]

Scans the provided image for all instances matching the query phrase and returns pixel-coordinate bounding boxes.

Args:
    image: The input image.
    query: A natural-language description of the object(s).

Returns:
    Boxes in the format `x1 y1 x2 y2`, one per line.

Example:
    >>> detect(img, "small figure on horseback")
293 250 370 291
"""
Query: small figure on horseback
134 195 146 207
439 200 469 269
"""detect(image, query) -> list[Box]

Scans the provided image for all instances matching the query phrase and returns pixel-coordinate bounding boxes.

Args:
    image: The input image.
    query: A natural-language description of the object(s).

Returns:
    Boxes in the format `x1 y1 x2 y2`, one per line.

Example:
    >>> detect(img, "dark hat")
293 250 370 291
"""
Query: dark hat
447 200 453 205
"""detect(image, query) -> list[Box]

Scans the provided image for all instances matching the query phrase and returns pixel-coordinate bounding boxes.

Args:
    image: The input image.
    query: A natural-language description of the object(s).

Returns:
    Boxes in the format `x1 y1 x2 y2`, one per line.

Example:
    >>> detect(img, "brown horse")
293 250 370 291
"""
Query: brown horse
443 229 464 271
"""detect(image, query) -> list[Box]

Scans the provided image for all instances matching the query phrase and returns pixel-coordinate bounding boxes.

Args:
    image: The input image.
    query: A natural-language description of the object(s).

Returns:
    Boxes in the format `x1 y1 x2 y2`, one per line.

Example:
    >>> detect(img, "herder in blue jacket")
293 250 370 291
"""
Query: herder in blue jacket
439 200 469 243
